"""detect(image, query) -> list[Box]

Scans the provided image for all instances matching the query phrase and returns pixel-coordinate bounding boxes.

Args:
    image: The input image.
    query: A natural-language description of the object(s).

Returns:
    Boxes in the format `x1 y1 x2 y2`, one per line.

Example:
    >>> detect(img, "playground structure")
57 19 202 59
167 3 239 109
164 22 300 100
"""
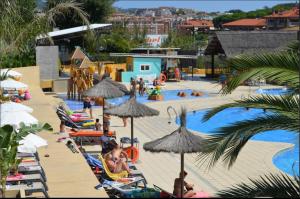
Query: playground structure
67 48 96 101
66 47 128 102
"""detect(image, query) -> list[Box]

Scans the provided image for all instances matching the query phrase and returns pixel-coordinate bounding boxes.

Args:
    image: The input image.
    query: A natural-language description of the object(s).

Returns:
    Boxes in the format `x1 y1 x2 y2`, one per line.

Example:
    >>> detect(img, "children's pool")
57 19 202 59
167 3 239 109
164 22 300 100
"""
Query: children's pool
176 107 299 176
107 89 207 106
256 88 292 95
58 89 207 110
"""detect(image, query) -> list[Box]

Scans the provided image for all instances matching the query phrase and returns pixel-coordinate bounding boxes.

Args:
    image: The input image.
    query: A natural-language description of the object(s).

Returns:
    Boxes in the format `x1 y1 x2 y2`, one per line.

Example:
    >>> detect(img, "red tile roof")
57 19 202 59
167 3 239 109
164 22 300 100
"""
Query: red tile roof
183 19 213 27
265 7 299 18
223 18 266 27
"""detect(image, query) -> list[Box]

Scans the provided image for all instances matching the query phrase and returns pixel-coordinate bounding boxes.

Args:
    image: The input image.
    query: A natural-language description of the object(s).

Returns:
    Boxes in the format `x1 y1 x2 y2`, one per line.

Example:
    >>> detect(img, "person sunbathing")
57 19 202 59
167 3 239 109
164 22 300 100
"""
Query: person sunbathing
173 171 196 198
105 152 131 175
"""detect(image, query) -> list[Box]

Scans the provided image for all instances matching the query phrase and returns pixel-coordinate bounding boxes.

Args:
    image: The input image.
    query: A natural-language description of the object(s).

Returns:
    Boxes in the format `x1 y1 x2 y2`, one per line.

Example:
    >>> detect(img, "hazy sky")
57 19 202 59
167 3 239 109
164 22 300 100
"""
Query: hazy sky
113 0 296 12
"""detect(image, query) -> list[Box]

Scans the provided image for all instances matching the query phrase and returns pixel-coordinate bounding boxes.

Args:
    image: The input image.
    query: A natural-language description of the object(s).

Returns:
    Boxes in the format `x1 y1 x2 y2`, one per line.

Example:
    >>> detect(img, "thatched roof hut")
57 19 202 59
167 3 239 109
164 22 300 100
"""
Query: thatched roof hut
205 31 298 57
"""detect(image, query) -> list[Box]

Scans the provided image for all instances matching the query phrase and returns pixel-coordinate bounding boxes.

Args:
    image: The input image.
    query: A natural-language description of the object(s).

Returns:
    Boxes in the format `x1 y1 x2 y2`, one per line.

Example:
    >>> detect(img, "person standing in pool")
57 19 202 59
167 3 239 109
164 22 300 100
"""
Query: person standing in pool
138 78 145 96
83 96 93 118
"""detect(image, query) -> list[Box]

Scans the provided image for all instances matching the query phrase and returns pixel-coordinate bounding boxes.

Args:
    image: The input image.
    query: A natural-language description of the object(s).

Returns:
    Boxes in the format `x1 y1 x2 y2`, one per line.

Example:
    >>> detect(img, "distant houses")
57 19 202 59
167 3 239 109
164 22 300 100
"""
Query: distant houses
222 7 299 31
222 19 266 30
264 7 299 30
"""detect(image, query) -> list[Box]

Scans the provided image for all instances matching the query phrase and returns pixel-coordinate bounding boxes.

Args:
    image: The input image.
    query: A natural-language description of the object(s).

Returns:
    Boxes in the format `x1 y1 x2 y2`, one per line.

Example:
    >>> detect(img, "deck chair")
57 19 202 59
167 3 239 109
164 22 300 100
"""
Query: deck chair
153 184 176 198
6 173 48 191
98 154 128 181
3 182 49 198
18 165 47 182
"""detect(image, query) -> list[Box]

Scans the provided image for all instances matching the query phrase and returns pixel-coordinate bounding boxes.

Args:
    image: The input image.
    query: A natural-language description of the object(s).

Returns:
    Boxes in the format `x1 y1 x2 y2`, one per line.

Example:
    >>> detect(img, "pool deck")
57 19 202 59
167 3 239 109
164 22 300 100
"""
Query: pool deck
85 80 293 195
14 66 293 197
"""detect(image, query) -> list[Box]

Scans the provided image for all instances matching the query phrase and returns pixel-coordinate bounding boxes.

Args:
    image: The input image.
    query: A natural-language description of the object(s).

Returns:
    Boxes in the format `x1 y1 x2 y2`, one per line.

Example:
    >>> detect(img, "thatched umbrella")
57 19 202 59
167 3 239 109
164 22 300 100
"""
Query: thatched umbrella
143 107 204 198
83 78 125 124
105 95 159 159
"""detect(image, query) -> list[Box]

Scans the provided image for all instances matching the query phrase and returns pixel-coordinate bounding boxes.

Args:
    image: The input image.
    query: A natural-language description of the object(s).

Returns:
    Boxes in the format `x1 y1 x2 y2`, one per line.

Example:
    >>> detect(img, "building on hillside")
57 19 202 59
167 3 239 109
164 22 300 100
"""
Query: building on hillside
204 31 298 77
264 7 299 30
177 19 214 34
108 15 172 34
222 18 267 30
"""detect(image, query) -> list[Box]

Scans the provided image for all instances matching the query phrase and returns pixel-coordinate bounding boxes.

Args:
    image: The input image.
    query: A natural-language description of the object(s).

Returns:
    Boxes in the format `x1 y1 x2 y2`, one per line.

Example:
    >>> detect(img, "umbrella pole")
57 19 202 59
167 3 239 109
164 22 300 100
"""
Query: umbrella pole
131 116 134 160
102 98 105 126
181 153 184 198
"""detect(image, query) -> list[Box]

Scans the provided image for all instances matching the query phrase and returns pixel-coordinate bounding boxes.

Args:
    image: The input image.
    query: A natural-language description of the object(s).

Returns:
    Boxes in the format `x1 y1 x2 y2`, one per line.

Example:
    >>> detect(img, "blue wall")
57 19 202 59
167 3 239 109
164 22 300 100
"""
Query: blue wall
122 57 162 82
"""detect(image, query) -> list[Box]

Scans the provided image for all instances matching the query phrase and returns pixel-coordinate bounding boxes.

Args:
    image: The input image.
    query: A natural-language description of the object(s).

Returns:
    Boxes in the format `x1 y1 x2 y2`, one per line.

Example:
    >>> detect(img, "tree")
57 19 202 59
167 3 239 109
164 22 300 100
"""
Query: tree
0 0 90 68
196 41 299 197
0 123 53 197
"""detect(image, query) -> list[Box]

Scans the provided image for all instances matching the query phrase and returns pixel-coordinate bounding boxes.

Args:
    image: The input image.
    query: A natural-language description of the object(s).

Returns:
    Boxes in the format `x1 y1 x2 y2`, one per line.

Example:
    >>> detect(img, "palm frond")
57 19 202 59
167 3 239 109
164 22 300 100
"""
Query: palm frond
224 51 299 94
46 0 90 28
217 173 300 198
196 114 299 169
203 95 299 122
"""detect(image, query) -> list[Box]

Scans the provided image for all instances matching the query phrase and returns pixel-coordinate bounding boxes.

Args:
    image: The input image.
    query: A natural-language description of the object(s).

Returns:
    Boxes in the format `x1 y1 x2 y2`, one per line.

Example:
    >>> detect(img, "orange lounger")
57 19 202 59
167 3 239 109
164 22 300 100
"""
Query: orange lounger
69 130 116 138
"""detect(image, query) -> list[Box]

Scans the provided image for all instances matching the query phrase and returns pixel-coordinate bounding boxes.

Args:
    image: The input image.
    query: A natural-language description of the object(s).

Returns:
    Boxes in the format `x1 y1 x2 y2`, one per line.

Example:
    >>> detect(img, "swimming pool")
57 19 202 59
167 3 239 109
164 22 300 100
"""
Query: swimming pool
107 89 207 106
58 89 207 110
176 107 299 176
256 88 292 95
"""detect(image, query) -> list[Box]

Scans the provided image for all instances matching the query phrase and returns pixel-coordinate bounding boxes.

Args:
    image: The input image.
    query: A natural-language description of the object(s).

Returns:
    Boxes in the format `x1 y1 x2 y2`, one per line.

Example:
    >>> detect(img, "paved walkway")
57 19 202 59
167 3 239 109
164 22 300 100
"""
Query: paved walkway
14 66 107 198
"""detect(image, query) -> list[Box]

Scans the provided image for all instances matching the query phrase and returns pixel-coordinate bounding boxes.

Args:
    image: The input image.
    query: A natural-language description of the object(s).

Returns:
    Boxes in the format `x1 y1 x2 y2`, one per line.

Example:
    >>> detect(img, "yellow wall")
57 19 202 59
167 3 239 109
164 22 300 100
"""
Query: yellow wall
105 63 127 81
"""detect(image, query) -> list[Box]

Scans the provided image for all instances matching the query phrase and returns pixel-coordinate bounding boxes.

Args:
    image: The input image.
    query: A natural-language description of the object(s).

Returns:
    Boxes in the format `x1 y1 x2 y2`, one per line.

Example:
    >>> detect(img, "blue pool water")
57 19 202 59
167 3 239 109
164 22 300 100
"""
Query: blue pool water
177 107 299 176
59 89 207 110
107 89 207 106
256 88 292 95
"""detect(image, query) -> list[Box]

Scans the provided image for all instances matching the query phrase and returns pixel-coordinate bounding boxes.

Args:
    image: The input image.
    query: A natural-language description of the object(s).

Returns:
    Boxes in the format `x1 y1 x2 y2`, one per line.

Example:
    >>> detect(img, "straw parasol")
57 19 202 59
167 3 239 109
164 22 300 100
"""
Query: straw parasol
105 94 159 159
143 107 204 198
82 78 125 124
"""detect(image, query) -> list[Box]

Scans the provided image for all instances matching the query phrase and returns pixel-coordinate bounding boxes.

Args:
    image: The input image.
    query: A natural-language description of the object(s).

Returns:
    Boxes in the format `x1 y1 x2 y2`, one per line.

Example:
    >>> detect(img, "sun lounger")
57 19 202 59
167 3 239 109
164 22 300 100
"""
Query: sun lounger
18 165 47 182
106 176 147 197
2 182 49 198
69 130 116 146
98 154 147 183
6 173 48 191
17 152 40 161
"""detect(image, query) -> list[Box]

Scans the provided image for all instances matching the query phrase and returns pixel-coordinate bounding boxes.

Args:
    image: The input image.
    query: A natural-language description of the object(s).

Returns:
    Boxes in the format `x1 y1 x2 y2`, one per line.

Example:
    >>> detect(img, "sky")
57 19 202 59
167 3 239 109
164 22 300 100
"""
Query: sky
113 0 296 12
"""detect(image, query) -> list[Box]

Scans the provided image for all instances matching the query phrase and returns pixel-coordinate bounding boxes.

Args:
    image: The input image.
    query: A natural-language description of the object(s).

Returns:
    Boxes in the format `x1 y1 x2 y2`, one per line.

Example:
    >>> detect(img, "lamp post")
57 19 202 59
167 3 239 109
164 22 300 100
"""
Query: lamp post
167 106 178 124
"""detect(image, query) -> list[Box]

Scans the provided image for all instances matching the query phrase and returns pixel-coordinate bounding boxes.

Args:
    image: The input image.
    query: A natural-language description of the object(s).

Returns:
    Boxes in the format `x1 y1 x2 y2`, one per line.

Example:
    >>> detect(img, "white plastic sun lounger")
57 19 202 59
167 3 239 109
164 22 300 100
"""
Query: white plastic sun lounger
2 182 49 198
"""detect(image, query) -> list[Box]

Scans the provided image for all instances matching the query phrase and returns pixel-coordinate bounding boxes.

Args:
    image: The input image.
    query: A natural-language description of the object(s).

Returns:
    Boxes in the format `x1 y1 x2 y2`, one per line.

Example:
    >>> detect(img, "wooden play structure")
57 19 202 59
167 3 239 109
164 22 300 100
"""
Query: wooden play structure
67 47 128 102
67 47 96 100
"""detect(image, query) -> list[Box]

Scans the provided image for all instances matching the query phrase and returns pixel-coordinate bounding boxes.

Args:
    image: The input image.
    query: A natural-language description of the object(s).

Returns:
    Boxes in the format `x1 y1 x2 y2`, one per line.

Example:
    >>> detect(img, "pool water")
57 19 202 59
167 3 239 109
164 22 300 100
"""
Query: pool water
256 88 292 95
59 89 207 110
176 107 299 176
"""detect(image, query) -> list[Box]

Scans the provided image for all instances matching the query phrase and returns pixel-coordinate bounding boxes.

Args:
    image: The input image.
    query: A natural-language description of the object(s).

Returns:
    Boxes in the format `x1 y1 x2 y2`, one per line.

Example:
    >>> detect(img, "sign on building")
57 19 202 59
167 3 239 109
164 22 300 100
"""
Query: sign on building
146 34 168 47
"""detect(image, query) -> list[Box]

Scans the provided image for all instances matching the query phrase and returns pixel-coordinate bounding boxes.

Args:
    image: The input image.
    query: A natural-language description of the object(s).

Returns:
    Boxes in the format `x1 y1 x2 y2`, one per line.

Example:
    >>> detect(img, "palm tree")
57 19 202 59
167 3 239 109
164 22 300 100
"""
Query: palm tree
196 41 300 197
0 0 90 63
0 123 53 197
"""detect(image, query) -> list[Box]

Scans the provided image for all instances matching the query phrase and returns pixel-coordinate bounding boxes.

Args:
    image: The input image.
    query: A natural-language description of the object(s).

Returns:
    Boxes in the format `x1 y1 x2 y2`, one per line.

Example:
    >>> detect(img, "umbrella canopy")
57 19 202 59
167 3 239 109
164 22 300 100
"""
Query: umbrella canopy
0 111 38 128
0 69 22 77
82 78 125 99
0 79 28 90
105 77 130 95
83 78 126 125
143 107 204 198
106 96 159 161
18 133 48 153
105 96 159 118
0 101 33 113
